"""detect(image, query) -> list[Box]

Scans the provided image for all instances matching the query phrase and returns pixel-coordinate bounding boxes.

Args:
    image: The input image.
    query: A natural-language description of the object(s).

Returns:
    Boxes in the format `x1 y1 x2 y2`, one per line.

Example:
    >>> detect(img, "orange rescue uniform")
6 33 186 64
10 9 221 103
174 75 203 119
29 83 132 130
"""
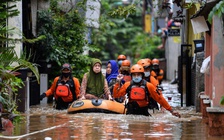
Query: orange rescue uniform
113 81 172 111
45 76 80 102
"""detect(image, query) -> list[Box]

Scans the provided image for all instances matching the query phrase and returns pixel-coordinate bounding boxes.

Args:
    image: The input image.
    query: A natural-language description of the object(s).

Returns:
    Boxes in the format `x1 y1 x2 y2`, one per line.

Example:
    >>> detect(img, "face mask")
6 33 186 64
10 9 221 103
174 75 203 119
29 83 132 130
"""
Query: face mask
62 72 70 78
132 76 142 83
144 72 150 77
118 60 123 66
152 65 159 70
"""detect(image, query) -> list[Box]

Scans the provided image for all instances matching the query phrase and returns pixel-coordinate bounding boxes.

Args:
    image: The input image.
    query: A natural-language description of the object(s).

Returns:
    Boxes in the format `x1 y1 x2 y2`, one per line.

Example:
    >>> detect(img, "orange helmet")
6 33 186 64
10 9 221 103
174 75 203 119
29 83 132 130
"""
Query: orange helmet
152 58 159 65
130 64 144 73
117 54 126 60
137 59 150 68
121 60 131 67
144 58 151 65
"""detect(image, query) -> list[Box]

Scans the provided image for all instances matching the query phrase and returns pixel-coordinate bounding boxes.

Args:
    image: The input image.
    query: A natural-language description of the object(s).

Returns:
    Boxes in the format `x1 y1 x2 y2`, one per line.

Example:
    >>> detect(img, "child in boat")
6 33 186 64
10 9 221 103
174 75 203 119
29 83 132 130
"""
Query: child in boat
79 58 113 100
40 63 80 110
113 64 181 117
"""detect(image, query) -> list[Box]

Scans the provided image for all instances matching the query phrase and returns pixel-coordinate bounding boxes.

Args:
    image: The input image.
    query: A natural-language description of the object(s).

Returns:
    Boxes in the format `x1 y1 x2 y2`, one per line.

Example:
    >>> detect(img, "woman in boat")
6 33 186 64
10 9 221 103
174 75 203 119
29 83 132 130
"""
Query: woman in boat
106 60 119 95
80 58 113 100
113 64 181 117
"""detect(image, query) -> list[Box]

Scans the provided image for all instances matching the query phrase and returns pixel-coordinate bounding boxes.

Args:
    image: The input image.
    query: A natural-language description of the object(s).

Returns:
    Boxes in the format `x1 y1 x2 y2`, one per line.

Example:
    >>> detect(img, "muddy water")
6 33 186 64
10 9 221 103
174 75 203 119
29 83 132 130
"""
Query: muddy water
0 105 223 140
1 82 223 140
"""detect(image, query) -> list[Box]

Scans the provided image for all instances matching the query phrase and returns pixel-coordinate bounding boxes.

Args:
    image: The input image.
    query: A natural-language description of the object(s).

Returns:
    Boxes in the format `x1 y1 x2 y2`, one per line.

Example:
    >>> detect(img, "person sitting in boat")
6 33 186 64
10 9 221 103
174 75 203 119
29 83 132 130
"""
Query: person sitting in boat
40 63 81 110
113 64 181 117
106 60 119 95
79 58 113 100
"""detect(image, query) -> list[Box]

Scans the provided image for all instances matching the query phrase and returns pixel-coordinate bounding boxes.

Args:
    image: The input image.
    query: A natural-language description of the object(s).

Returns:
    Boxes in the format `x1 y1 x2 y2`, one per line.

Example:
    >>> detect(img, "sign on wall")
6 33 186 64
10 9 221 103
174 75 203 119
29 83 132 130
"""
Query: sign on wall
168 28 180 36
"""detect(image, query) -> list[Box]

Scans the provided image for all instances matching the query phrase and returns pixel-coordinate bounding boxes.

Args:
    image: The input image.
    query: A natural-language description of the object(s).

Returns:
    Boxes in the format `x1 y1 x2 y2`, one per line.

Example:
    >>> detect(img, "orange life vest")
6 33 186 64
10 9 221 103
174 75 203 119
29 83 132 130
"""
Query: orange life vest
126 80 149 107
123 75 132 82
55 77 76 102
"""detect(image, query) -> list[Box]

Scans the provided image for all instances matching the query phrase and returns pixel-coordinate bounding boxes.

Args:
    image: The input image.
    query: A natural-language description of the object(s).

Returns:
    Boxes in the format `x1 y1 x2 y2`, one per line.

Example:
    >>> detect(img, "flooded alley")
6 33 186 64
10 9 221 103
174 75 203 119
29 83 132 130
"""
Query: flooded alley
0 82 223 140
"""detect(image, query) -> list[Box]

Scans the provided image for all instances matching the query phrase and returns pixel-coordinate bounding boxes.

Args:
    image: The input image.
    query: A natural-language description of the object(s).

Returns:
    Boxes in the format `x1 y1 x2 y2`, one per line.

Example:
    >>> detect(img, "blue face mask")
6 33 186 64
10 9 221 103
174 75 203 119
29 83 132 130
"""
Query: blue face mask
118 60 123 66
144 72 150 77
132 76 142 83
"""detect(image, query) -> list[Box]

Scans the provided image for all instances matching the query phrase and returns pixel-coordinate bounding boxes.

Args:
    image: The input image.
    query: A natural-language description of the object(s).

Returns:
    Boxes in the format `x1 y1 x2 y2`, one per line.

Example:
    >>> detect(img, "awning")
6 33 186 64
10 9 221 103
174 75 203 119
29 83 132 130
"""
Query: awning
190 0 221 34
190 0 221 20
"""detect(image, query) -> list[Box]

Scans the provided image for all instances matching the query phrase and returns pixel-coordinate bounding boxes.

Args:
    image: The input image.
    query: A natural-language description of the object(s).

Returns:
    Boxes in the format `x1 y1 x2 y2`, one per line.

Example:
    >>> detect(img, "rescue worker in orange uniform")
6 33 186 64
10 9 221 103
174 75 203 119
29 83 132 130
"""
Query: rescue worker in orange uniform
137 59 159 87
117 54 127 68
137 59 160 110
120 59 132 84
40 63 80 110
151 58 164 85
115 59 132 103
113 64 180 117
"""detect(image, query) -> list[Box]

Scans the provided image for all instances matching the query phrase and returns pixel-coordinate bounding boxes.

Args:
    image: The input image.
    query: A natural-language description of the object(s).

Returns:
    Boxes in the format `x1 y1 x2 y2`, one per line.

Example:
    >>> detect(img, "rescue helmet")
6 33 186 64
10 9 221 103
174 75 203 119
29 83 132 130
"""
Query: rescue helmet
121 59 131 67
130 64 144 74
152 58 159 65
137 59 145 66
120 59 131 71
61 63 71 71
144 58 151 65
117 54 126 60
137 59 150 68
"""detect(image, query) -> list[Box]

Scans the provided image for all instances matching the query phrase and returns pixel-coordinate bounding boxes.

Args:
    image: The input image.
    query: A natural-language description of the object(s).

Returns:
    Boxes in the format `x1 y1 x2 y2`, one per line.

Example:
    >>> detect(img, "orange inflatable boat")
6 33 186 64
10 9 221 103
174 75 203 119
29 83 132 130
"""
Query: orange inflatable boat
67 99 126 114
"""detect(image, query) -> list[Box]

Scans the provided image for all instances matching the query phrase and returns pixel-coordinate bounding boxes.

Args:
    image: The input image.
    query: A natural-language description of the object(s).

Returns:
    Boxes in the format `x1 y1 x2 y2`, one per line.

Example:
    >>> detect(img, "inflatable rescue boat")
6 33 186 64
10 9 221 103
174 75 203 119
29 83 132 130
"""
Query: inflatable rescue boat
67 99 126 114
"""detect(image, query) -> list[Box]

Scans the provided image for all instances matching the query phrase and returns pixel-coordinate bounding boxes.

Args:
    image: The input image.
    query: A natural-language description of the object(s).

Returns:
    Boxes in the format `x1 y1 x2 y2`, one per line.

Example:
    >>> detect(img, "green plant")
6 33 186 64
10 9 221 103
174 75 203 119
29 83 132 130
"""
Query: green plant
0 48 39 114
220 96 224 105
129 33 164 63
91 0 143 60
36 0 95 80
0 0 41 122
208 0 224 24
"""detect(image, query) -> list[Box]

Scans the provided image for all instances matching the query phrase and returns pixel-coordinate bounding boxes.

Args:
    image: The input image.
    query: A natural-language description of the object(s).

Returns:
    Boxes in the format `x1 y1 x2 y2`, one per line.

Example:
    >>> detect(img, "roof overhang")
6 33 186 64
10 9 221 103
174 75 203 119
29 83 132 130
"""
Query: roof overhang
190 0 221 34
190 0 221 20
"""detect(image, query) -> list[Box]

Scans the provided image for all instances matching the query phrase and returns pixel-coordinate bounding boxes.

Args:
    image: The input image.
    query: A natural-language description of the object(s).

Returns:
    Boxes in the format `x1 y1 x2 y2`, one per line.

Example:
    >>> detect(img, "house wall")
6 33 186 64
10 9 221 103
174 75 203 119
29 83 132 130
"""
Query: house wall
8 1 23 62
165 37 180 80
205 32 212 102
210 16 224 107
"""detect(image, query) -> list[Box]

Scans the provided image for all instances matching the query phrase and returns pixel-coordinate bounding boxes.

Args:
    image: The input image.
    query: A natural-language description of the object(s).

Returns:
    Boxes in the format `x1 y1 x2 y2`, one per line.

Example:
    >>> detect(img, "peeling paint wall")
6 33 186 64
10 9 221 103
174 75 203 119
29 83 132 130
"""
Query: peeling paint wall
211 15 224 106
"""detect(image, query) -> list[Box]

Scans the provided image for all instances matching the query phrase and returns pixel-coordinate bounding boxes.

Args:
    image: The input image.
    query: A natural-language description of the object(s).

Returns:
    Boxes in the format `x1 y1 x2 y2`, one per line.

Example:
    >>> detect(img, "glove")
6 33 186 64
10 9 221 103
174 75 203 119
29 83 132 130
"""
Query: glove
40 93 46 100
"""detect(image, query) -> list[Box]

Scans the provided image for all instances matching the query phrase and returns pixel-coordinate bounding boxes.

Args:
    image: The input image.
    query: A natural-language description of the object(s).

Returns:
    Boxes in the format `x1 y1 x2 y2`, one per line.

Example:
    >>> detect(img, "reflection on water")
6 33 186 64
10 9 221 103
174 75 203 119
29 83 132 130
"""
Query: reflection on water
1 82 223 140
0 105 224 140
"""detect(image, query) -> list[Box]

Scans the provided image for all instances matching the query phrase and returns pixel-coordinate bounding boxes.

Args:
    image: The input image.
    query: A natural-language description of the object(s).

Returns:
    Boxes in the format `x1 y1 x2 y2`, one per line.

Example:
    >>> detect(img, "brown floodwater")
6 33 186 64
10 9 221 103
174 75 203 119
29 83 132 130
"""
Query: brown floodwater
0 104 223 140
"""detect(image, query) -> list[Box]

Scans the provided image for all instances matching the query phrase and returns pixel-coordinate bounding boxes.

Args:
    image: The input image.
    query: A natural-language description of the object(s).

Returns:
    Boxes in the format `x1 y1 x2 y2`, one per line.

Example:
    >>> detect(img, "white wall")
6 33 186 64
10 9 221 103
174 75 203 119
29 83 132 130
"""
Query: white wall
7 1 23 63
165 37 181 80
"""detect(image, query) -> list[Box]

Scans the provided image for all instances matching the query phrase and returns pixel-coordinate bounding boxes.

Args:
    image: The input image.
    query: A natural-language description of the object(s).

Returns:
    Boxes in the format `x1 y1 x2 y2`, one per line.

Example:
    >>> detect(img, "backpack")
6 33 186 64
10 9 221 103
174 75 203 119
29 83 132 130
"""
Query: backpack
125 80 149 107
126 80 159 109
55 76 77 101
